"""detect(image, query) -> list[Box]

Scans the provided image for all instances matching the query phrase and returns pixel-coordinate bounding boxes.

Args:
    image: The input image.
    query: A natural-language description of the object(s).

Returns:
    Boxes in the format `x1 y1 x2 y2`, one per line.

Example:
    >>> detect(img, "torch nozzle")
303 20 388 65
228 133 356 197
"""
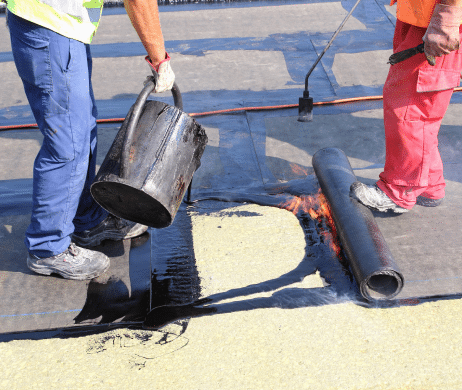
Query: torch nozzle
298 90 313 122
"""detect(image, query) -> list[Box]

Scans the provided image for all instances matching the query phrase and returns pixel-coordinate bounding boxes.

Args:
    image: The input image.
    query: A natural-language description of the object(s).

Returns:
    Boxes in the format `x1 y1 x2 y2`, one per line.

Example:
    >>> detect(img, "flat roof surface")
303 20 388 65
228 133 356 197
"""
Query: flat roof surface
1 2 462 389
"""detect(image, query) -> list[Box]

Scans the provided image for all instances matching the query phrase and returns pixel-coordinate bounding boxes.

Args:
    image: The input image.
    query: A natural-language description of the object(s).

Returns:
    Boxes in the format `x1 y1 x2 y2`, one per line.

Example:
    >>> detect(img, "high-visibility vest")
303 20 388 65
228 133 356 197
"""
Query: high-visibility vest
390 0 462 28
7 0 103 44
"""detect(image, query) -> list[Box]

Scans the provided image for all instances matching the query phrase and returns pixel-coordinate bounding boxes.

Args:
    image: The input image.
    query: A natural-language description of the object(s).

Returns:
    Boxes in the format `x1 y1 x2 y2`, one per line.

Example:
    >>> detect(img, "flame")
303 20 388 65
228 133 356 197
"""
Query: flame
289 163 309 176
279 190 341 256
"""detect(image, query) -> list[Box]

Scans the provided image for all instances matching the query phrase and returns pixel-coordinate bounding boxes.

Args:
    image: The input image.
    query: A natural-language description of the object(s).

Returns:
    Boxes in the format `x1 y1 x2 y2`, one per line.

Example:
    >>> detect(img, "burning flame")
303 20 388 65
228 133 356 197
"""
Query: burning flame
289 163 309 176
280 189 341 256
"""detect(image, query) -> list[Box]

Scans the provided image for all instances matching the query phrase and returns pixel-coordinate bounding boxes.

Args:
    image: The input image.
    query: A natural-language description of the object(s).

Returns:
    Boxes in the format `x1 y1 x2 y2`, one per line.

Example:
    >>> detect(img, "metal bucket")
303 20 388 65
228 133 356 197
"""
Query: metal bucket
91 79 208 228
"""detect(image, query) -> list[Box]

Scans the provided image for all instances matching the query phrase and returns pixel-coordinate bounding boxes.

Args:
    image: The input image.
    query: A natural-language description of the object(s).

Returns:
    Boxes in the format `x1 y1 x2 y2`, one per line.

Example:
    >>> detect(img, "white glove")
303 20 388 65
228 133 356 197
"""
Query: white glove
423 4 462 65
145 53 175 93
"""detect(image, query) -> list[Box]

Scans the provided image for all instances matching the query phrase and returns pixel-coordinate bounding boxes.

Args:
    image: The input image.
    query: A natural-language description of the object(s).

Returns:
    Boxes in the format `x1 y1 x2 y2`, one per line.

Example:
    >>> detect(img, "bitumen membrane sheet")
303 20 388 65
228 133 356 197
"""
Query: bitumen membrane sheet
265 107 462 300
2 1 462 389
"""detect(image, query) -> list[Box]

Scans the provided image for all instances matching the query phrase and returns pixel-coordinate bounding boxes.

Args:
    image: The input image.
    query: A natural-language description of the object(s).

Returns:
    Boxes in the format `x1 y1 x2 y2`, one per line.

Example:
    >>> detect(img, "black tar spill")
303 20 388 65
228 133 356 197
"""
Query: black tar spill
144 176 361 330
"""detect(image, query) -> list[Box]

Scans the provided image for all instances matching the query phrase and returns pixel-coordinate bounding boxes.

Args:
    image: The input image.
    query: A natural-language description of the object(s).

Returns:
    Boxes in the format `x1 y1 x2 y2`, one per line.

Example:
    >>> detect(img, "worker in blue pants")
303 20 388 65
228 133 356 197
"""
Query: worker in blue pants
6 0 175 280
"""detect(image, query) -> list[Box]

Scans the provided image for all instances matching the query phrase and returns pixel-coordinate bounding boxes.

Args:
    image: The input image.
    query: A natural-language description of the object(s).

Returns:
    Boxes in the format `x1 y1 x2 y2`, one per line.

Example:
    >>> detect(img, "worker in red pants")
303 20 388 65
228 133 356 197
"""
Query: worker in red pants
351 0 462 213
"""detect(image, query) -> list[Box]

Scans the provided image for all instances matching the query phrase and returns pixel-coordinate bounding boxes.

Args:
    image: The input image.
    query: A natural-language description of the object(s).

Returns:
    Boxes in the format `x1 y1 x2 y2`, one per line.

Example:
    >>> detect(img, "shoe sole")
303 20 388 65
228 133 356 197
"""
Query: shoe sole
72 225 149 248
416 196 444 207
27 256 110 280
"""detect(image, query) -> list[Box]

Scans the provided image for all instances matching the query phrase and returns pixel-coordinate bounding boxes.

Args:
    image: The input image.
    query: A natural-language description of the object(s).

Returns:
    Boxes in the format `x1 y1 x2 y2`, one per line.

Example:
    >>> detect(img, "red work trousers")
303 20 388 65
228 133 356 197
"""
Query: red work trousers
377 20 462 209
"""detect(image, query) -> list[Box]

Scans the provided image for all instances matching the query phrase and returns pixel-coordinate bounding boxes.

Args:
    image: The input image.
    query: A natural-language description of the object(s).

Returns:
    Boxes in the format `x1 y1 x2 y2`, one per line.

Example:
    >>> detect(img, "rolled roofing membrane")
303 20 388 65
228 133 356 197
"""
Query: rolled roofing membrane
312 148 404 300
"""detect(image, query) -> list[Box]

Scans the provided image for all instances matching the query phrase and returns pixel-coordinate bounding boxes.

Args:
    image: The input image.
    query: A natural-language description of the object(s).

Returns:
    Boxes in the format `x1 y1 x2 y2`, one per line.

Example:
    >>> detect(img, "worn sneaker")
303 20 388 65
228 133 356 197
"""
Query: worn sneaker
27 243 110 280
416 195 444 207
350 181 409 213
72 214 148 248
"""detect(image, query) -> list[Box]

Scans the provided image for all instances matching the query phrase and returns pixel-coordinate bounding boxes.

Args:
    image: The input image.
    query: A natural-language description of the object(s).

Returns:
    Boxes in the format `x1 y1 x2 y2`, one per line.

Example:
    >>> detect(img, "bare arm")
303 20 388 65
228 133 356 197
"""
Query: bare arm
124 0 166 67
440 0 462 7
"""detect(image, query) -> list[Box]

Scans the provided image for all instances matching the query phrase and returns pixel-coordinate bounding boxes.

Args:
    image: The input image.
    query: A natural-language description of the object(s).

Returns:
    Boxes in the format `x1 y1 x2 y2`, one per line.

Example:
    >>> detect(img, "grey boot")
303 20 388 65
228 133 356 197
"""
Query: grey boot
27 243 110 280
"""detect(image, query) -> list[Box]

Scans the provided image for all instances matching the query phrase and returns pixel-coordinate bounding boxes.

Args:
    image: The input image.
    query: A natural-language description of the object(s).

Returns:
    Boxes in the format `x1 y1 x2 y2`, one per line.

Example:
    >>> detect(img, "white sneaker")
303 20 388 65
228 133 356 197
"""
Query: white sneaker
350 182 409 213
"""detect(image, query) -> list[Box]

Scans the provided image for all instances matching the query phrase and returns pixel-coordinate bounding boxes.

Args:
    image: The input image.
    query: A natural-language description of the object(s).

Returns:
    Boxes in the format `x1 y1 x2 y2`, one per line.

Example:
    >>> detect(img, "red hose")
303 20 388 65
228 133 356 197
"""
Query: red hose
1 89 461 131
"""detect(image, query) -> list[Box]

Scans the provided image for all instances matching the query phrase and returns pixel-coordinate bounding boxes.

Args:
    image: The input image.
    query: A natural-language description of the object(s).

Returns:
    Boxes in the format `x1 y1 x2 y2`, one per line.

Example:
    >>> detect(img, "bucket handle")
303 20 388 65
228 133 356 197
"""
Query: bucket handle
120 77 183 179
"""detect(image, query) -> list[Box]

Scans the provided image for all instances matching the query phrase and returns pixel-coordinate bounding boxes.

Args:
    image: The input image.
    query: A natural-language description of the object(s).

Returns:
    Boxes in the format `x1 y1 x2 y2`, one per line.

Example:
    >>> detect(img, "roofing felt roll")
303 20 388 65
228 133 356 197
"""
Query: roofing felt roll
312 148 404 300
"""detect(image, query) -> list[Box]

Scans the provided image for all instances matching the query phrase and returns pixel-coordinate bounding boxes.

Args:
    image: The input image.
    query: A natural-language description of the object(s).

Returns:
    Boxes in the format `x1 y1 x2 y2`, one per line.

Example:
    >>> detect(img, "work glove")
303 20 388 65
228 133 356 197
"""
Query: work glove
423 4 462 66
145 53 175 93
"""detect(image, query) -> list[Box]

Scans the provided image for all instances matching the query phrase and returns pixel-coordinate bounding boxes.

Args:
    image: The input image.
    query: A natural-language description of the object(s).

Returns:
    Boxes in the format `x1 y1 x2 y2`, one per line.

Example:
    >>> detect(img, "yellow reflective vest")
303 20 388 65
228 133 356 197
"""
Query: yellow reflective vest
7 0 103 43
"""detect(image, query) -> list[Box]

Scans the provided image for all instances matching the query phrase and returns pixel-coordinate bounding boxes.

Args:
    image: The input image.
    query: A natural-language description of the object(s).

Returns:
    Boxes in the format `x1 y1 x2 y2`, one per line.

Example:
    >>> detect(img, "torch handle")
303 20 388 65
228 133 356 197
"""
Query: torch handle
388 43 425 65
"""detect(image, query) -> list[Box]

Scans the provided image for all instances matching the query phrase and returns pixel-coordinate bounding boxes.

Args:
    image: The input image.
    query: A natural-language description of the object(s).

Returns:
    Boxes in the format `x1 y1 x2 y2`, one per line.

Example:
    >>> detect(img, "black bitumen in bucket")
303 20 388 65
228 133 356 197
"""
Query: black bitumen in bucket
312 148 404 300
91 79 208 228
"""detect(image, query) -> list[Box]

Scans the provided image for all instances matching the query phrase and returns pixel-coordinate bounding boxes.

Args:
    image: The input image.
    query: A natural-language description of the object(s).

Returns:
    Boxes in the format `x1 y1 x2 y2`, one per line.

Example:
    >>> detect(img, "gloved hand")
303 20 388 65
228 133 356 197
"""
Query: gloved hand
145 53 175 93
423 4 462 66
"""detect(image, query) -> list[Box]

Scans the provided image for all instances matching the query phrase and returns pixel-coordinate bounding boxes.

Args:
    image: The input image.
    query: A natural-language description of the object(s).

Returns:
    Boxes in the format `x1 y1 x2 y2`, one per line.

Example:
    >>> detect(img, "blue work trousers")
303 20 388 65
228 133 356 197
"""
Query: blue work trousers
8 12 107 257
